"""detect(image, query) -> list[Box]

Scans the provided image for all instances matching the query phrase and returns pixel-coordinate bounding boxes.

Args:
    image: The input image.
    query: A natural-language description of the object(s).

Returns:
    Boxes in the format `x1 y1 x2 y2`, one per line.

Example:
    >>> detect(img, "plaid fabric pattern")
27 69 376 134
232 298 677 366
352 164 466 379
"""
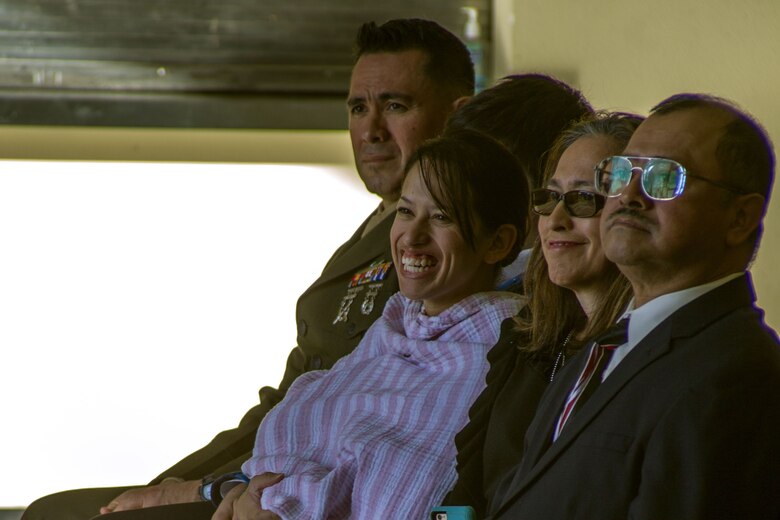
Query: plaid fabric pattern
243 291 524 519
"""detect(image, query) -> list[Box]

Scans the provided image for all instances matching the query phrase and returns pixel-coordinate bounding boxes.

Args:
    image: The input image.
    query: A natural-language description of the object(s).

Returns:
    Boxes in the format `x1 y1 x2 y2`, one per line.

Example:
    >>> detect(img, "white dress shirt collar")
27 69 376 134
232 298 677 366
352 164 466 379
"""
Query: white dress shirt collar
604 271 744 379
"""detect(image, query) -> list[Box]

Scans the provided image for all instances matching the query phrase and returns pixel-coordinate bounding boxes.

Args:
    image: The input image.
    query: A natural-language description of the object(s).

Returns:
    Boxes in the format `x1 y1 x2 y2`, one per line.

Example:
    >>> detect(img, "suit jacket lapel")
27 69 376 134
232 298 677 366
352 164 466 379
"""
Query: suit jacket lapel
531 320 674 468
493 321 674 512
495 274 755 512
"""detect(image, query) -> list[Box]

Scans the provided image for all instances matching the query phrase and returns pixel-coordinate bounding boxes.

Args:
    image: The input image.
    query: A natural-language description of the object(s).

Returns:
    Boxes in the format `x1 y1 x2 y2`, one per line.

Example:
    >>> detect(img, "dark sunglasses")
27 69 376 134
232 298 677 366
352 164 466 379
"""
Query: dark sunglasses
531 188 606 218
594 156 746 200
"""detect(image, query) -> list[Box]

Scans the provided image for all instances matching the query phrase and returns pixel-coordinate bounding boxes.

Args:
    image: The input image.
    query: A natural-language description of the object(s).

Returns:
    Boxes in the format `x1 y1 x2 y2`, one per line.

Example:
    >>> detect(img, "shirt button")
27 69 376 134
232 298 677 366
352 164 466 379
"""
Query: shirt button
346 322 357 335
310 355 322 369
298 319 308 337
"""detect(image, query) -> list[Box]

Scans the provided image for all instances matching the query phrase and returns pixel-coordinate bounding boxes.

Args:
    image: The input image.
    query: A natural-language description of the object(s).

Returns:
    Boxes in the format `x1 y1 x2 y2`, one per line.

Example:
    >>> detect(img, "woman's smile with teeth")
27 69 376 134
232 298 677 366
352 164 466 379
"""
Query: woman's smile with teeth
401 253 437 273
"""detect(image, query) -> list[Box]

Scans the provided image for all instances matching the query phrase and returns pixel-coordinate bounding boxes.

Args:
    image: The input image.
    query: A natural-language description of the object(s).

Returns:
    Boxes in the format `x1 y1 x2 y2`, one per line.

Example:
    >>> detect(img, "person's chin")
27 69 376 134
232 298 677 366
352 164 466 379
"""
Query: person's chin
399 279 436 301
400 283 427 301
361 157 398 174
604 239 645 266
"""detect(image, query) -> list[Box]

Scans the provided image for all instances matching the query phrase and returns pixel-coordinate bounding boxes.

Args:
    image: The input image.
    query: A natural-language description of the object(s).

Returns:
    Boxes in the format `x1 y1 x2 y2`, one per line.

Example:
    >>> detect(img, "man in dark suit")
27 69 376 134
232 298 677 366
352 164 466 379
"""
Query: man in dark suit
22 19 474 520
489 94 780 519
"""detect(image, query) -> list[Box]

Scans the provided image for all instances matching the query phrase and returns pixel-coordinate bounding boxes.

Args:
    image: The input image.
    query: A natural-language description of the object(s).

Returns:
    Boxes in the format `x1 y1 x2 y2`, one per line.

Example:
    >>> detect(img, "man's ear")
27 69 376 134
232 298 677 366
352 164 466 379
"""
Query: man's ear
726 193 765 247
452 95 472 112
484 224 518 265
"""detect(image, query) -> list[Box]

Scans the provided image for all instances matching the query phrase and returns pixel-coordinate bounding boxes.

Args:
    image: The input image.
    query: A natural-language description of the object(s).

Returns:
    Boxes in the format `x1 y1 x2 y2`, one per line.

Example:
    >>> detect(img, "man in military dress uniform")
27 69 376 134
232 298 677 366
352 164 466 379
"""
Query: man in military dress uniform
22 18 474 519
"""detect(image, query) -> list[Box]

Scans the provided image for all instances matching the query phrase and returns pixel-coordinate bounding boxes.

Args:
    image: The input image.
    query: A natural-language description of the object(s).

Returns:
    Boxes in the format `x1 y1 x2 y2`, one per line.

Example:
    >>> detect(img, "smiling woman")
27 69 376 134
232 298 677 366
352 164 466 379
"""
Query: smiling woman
445 112 643 516
392 131 527 315
538 134 617 313
190 129 533 520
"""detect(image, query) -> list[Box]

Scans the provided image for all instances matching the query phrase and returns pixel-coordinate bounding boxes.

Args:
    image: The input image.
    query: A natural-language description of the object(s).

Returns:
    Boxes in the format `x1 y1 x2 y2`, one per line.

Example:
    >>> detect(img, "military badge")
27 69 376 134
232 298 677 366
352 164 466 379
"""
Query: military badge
334 260 393 323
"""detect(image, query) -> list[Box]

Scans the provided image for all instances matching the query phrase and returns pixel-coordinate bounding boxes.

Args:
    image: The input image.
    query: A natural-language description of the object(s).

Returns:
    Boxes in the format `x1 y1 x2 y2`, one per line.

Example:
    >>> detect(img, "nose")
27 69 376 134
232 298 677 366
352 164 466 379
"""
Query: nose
362 110 389 143
542 199 573 232
618 167 651 209
401 217 430 247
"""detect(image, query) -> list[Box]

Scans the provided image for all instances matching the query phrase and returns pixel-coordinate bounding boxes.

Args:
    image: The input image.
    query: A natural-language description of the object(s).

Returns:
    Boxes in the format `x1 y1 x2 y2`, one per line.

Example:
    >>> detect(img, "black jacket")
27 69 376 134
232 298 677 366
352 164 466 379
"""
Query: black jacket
489 274 780 520
444 311 554 517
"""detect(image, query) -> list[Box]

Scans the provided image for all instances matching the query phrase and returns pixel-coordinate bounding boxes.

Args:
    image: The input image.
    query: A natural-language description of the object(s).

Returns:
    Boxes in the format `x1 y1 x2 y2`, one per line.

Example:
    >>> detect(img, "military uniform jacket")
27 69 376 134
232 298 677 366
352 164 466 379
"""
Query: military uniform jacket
153 209 398 483
488 274 780 520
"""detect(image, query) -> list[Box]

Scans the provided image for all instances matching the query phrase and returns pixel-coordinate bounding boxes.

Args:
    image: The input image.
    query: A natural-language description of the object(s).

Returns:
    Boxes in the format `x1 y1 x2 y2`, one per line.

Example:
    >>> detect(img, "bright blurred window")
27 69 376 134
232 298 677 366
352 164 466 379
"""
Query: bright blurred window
0 160 379 507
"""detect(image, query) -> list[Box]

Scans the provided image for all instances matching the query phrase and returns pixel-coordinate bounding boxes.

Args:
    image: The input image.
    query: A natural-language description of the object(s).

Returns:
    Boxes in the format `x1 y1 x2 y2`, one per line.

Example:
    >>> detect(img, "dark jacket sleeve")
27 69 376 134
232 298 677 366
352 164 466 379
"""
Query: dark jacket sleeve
444 314 551 517
443 318 521 514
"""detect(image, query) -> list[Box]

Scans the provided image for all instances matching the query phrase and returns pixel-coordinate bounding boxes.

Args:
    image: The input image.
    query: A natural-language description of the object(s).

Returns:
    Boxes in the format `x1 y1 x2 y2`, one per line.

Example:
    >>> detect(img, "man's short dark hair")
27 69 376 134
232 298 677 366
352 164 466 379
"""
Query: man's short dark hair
445 74 593 190
651 92 775 253
354 18 474 98
651 93 775 201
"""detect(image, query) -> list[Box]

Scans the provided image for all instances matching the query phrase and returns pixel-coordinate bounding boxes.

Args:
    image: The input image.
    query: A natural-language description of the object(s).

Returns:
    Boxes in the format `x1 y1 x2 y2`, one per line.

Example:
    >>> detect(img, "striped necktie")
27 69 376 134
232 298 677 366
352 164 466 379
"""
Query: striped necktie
552 318 629 442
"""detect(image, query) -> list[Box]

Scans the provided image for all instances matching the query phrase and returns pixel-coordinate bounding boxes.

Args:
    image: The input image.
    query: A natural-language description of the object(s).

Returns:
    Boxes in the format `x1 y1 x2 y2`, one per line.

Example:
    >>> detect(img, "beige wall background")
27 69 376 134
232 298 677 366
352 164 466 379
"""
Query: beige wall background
495 0 780 327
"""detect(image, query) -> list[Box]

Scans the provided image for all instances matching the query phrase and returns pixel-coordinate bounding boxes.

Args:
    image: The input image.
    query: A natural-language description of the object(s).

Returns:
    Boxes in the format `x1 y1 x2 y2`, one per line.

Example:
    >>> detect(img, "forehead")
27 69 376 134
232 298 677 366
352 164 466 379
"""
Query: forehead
550 135 619 188
624 108 730 174
349 50 433 97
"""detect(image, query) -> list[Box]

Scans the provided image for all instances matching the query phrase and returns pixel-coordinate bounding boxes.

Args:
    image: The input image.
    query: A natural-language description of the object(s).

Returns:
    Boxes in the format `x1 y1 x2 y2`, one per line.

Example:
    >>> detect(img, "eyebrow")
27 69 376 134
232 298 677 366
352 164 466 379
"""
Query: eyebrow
347 92 415 108
570 179 595 188
546 178 595 190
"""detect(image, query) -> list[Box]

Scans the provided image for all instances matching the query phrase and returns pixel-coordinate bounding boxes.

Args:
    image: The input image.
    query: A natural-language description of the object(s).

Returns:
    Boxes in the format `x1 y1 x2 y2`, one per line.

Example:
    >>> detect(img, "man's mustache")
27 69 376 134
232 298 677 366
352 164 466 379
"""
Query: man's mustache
605 207 655 228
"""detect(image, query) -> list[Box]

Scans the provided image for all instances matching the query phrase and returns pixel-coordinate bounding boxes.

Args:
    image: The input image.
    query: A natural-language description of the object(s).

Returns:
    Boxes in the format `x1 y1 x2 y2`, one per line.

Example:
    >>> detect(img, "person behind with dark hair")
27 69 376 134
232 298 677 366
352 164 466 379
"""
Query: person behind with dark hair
443 112 642 517
213 130 530 519
443 73 594 288
446 74 593 192
489 94 780 519
22 18 473 520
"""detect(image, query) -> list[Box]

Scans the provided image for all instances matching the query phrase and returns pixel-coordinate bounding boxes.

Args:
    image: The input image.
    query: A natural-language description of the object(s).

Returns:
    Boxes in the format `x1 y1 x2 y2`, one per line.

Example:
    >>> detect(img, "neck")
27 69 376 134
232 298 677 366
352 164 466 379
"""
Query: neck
625 263 744 308
375 200 394 220
573 286 605 324
380 196 399 212
422 272 496 317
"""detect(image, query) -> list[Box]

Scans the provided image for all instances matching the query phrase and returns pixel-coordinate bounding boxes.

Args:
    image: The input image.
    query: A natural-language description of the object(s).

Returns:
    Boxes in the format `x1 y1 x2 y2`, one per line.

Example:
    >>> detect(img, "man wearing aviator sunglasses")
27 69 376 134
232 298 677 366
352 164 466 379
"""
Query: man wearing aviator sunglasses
488 94 780 520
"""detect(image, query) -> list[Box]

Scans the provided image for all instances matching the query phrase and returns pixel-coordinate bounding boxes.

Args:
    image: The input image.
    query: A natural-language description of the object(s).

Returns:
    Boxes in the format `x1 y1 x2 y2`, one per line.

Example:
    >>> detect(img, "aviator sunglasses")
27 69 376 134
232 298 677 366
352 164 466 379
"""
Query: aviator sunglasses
594 155 746 200
531 188 606 218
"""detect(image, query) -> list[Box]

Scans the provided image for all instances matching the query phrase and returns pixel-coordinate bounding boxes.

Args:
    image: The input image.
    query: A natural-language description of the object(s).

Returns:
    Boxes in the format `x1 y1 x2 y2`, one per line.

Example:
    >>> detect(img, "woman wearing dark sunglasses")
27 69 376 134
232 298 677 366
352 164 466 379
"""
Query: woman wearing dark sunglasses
443 112 643 517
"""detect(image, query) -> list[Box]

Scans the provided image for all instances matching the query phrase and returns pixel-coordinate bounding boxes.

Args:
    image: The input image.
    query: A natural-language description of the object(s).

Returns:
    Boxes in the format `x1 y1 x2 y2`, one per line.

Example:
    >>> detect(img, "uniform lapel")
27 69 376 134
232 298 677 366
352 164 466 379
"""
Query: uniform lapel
308 209 395 290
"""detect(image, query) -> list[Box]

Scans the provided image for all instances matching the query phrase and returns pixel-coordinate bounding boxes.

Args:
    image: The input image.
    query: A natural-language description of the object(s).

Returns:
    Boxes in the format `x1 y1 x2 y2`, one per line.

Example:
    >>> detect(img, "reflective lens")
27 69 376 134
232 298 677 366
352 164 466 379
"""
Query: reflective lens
595 156 687 201
531 188 605 218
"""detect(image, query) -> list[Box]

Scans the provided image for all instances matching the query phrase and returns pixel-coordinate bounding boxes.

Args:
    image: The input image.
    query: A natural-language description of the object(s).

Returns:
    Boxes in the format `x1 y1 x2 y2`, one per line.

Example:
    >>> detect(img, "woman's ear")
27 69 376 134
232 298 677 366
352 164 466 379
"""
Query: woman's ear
484 224 518 265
